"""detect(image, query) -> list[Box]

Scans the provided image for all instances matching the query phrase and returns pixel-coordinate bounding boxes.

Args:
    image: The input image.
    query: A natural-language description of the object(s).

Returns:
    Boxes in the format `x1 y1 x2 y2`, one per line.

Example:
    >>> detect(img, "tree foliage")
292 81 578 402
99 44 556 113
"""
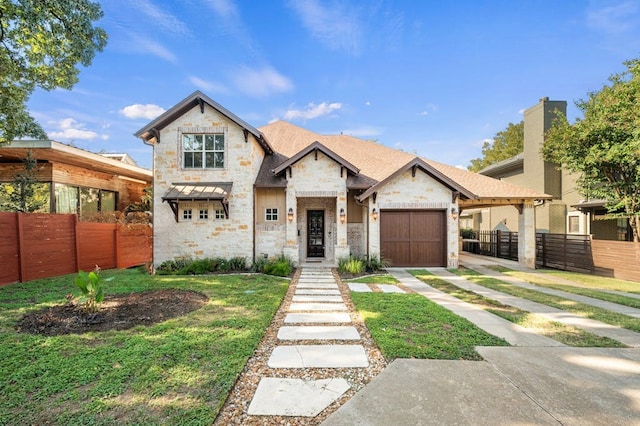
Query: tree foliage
0 150 49 212
0 0 107 144
544 59 640 242
468 121 524 172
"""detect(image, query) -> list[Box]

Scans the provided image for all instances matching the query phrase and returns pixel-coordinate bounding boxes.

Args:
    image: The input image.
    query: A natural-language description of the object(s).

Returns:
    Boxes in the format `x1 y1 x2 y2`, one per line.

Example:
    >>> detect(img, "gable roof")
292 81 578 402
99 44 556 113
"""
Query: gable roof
272 141 360 176
134 91 273 154
259 121 552 206
356 157 475 202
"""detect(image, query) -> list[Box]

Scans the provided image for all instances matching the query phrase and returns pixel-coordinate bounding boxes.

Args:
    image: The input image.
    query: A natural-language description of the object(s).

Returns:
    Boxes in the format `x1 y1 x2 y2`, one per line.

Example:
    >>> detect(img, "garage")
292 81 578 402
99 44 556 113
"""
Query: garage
380 210 446 267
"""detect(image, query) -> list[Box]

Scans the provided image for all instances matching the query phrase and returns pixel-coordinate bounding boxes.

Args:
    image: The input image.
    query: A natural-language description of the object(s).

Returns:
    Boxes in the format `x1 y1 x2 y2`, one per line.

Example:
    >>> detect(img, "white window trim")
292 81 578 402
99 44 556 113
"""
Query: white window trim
265 207 279 222
178 126 228 171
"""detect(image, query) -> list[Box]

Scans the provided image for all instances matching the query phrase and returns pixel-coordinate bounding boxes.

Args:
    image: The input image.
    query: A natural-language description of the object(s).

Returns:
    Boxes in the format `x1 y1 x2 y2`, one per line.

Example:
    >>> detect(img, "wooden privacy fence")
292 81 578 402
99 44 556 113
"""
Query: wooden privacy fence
0 212 152 285
462 229 639 281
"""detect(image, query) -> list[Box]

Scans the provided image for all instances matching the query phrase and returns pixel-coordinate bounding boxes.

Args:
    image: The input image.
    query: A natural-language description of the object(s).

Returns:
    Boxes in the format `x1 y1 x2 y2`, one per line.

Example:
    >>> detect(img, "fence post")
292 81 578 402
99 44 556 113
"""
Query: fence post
17 213 26 282
563 234 568 271
496 230 501 258
541 233 546 267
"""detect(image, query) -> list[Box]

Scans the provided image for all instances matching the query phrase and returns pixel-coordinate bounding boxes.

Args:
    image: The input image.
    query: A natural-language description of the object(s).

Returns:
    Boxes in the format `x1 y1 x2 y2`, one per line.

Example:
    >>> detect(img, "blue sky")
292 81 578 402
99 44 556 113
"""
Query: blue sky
27 0 640 170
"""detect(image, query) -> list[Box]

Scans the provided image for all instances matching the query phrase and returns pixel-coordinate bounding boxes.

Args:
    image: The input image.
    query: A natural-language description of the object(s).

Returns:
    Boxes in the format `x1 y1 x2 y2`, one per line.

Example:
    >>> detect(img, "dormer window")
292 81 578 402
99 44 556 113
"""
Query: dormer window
183 134 225 169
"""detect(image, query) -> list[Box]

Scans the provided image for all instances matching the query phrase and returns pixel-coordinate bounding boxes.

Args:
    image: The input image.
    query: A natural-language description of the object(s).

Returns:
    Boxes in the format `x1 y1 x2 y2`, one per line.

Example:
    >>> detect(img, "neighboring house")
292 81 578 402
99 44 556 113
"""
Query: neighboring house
467 97 633 241
0 140 152 217
135 91 551 269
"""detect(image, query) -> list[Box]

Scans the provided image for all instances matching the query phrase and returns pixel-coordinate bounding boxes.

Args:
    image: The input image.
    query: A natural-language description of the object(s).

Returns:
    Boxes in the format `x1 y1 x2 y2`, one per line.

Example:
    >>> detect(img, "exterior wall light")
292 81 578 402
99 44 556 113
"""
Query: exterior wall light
287 207 294 223
451 207 458 220
371 208 378 221
339 208 346 224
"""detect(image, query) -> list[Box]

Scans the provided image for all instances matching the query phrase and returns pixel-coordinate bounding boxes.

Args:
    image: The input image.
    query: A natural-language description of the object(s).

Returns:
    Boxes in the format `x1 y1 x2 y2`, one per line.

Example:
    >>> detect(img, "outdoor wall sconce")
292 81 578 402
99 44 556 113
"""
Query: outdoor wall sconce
451 207 458 220
287 207 294 223
371 208 378 221
339 208 346 224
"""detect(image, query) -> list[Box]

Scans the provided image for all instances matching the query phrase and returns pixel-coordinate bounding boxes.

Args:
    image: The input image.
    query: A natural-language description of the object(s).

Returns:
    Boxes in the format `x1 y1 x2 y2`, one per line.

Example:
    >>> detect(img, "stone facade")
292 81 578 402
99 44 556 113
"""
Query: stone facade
152 105 261 265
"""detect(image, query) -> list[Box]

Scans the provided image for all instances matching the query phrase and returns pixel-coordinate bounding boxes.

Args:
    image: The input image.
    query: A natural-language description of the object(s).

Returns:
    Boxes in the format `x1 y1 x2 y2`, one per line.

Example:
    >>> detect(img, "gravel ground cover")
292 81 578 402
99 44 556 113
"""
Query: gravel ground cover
214 269 388 425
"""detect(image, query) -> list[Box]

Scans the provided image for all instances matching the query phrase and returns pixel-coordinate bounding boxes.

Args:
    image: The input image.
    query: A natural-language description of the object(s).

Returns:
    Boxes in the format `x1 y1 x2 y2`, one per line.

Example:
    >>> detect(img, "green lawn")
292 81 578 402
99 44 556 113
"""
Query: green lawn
455 267 640 333
410 270 625 347
351 292 508 361
539 270 640 294
489 267 640 309
0 269 288 425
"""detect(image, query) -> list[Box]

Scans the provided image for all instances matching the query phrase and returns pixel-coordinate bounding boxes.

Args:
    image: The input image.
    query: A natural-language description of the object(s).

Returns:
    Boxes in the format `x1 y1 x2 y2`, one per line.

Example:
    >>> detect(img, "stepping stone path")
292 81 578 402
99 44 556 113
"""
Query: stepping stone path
247 267 370 417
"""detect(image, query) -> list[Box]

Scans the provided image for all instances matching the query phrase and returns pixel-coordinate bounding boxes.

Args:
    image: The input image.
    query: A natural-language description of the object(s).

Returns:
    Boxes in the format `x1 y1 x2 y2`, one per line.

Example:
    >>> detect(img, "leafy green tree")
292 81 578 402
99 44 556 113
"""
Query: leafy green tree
469 121 524 172
0 0 107 144
0 150 49 212
544 59 640 242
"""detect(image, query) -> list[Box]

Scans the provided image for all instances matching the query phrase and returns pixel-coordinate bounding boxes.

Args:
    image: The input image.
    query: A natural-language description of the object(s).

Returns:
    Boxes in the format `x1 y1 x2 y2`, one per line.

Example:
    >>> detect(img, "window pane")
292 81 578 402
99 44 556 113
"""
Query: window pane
101 191 116 212
192 135 203 150
205 135 215 150
214 134 224 150
80 187 99 218
193 152 203 168
214 152 224 168
183 134 194 150
205 152 214 168
184 152 194 168
55 184 78 214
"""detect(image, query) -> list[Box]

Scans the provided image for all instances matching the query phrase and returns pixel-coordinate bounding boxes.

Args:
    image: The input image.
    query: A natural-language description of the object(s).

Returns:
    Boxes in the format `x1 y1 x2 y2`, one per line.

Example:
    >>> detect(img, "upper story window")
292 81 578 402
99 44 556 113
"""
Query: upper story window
183 134 225 169
265 208 279 221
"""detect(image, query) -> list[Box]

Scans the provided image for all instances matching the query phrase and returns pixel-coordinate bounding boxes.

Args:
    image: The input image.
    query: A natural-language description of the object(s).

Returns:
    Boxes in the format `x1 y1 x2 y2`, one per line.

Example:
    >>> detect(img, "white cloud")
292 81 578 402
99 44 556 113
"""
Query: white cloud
287 0 362 54
119 104 166 120
231 66 293 97
189 76 228 93
129 33 177 62
365 101 371 106
205 0 238 19
133 0 190 36
418 103 438 116
340 125 383 138
48 118 108 141
586 1 639 34
284 102 342 121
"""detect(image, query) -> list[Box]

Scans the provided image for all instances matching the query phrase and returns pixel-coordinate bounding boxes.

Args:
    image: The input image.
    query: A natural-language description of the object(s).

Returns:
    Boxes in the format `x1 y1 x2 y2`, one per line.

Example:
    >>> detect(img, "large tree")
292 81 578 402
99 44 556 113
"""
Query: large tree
0 0 107 144
544 59 640 242
468 121 524 172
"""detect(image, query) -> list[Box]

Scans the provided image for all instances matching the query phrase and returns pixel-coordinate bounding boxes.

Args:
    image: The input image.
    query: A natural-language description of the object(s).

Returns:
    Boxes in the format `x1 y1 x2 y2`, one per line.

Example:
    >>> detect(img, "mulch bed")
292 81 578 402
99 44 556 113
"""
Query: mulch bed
16 289 208 336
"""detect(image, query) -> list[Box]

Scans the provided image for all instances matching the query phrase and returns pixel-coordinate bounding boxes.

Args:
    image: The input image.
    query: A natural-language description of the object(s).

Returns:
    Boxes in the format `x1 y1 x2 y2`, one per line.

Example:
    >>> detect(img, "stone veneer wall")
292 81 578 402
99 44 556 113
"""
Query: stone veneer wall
368 168 459 268
152 104 263 266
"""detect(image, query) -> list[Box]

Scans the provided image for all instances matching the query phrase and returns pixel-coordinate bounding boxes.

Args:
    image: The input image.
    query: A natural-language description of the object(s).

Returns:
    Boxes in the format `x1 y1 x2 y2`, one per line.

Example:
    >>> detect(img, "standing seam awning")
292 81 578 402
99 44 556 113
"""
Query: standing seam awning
161 182 232 222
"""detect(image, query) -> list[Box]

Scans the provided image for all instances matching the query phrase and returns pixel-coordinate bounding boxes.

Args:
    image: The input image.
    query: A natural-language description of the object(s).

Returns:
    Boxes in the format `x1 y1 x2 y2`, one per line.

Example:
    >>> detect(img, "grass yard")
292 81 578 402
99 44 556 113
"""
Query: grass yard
538 270 640 294
0 269 288 425
456 267 640 333
488 267 640 309
351 292 508 361
409 270 625 347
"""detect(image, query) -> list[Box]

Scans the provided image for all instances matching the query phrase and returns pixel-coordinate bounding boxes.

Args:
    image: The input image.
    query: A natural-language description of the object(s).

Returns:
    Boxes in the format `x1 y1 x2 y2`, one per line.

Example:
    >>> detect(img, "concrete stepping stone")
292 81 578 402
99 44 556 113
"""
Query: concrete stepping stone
268 345 369 368
377 284 406 294
247 377 350 416
297 282 339 289
289 302 347 311
278 326 361 340
292 295 343 302
348 283 372 292
296 289 341 295
285 312 352 323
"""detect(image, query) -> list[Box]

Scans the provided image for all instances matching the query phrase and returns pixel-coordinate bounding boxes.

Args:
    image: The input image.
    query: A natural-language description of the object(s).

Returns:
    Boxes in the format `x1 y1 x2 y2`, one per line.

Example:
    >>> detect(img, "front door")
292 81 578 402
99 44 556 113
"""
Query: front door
307 210 325 257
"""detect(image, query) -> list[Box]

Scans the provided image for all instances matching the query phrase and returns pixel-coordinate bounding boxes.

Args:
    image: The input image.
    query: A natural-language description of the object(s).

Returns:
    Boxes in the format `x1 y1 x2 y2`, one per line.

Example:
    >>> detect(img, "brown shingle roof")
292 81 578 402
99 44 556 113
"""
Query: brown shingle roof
258 121 552 204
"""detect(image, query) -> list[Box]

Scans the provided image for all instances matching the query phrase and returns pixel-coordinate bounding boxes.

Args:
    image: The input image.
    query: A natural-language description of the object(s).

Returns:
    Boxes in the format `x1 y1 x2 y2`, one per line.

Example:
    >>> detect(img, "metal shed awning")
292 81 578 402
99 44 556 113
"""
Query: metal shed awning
161 182 232 222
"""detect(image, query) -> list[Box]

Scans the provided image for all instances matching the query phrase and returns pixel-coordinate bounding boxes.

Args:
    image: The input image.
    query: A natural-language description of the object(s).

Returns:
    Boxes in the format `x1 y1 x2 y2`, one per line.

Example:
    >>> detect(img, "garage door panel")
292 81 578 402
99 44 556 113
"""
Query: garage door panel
380 210 446 267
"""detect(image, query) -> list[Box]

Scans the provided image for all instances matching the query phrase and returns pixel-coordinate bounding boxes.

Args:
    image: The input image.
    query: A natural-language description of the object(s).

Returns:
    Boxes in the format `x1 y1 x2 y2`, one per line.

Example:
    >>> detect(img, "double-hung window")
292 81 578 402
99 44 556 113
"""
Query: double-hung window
183 134 225 169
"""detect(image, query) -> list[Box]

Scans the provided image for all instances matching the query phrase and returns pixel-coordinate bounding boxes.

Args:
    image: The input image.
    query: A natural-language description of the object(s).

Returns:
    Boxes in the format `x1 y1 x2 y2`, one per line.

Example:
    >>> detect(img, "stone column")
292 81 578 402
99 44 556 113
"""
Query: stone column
368 201 381 260
334 192 350 260
518 201 536 269
283 187 299 265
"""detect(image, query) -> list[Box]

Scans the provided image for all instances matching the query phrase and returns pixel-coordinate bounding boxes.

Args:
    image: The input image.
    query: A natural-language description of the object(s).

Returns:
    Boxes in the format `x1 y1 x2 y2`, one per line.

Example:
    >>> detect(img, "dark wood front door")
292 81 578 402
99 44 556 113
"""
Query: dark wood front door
307 210 325 258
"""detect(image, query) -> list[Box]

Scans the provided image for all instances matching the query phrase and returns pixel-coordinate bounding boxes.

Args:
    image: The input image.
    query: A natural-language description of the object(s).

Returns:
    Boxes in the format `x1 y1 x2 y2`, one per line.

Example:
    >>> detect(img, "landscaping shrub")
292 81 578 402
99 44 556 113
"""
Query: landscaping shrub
367 254 390 271
338 256 366 275
155 256 247 275
254 254 295 277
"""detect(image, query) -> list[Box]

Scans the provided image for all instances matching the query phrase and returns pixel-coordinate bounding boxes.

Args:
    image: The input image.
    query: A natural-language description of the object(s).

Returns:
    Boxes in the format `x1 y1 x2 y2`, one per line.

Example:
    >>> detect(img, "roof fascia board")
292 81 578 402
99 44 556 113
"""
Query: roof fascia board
357 157 476 202
272 141 360 175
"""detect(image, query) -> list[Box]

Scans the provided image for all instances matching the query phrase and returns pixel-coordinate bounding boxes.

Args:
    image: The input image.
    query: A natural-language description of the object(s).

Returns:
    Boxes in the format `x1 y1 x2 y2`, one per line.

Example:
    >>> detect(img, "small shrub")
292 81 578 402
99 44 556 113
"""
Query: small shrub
156 258 191 274
74 268 113 313
228 256 247 271
367 254 391 271
256 254 294 277
460 228 476 239
338 256 366 275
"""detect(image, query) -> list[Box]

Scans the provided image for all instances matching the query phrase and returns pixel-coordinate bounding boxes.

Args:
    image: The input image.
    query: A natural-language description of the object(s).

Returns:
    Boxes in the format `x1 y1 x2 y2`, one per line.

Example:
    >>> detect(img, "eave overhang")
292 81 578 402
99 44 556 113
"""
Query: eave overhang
161 182 232 222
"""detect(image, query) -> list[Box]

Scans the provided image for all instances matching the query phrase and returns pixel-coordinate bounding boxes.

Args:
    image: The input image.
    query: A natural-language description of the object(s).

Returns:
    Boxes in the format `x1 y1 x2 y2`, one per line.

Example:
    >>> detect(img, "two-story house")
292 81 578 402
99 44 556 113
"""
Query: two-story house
136 91 551 269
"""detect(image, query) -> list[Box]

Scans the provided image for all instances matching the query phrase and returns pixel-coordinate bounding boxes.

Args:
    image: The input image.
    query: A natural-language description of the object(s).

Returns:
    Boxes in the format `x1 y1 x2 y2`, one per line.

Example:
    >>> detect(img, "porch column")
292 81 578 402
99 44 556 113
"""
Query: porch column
368 200 380 259
283 187 299 265
335 192 350 260
518 200 536 269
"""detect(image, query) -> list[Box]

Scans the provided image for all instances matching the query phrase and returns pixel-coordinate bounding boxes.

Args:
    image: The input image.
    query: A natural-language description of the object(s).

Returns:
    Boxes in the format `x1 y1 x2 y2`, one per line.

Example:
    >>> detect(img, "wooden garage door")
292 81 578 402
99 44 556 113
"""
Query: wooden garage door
380 210 446 267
